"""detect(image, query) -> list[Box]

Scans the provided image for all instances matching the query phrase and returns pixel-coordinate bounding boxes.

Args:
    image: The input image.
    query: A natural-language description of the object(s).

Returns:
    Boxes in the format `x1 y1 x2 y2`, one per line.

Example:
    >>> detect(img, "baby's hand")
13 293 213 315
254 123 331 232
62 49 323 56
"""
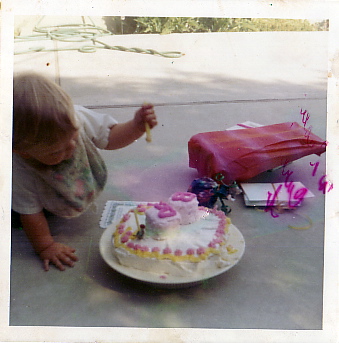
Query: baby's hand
134 103 157 132
39 242 78 271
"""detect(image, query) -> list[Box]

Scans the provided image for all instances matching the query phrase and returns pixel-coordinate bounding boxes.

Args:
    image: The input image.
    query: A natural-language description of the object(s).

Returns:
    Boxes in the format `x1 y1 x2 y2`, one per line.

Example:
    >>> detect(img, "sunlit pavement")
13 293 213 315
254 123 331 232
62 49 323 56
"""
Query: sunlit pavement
11 20 328 330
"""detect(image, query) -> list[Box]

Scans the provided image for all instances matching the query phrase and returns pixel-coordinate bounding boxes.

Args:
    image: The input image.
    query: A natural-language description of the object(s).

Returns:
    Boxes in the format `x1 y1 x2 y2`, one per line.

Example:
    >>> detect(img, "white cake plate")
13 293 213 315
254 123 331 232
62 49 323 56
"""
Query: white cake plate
99 223 245 288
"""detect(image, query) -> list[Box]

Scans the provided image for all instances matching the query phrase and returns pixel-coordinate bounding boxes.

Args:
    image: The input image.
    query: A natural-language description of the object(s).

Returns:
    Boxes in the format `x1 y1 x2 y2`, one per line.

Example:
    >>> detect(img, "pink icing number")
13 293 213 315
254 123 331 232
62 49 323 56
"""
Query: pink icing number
154 202 177 218
171 192 195 202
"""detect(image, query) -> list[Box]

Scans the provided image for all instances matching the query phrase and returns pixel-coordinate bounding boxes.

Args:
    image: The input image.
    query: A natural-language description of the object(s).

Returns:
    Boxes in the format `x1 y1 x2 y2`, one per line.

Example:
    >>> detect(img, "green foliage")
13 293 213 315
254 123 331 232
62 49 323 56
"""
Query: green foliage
249 18 318 32
105 17 328 35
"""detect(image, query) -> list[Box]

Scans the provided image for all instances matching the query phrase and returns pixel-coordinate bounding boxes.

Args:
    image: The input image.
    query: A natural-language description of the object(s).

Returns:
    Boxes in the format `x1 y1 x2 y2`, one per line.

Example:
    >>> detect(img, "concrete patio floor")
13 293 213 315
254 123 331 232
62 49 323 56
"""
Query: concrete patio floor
10 16 330 340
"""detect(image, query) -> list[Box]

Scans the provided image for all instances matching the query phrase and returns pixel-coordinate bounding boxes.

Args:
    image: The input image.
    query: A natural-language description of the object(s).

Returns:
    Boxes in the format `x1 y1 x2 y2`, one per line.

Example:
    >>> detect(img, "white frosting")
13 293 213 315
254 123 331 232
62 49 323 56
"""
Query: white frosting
168 192 200 225
112 203 232 277
114 245 232 277
145 205 181 239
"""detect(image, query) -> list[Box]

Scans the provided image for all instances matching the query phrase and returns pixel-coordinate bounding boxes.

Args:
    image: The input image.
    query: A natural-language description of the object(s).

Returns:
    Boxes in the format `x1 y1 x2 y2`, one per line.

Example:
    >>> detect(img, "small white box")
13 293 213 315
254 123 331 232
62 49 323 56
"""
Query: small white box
240 182 315 208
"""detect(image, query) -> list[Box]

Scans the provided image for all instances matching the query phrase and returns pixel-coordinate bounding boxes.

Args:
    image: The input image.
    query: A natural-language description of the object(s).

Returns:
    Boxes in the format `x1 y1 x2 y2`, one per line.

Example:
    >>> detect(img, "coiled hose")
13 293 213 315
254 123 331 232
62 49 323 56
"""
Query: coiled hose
14 16 183 58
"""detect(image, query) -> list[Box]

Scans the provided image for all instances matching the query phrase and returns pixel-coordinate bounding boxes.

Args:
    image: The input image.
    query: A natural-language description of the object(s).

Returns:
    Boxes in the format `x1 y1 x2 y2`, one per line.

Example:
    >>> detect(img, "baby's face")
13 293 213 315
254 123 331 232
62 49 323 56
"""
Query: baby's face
25 130 79 166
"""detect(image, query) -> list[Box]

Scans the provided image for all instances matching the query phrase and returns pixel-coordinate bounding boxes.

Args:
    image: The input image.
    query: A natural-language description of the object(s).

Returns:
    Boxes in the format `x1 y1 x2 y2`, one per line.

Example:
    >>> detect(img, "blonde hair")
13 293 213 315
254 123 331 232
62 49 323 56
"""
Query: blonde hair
13 72 78 151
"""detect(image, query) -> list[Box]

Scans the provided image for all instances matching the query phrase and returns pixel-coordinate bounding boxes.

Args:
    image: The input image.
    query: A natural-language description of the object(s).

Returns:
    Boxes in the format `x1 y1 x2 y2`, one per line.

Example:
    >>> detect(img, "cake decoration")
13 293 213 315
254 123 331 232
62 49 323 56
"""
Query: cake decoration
154 202 177 218
168 191 201 225
145 202 181 239
111 192 240 277
171 192 196 202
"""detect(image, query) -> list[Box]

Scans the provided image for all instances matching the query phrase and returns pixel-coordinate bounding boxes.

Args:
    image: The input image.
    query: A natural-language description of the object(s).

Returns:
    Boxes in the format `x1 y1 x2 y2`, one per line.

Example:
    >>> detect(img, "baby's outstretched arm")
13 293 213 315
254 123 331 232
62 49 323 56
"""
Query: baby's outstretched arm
105 104 157 150
20 211 78 271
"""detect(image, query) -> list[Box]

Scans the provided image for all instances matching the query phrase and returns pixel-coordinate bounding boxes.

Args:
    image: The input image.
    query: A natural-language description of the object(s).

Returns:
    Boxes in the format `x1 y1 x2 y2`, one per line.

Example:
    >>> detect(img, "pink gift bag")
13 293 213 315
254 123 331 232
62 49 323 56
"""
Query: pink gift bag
188 122 326 184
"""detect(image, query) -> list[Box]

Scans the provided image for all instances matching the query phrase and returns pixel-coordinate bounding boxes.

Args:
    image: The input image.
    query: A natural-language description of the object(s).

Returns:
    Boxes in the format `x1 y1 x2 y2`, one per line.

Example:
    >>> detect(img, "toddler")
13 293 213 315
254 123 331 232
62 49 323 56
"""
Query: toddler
12 72 157 271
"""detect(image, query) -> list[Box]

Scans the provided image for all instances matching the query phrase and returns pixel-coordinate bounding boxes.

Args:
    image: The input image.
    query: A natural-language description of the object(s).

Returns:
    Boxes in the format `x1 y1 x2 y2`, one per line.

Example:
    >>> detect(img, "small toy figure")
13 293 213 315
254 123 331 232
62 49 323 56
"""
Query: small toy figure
188 174 242 214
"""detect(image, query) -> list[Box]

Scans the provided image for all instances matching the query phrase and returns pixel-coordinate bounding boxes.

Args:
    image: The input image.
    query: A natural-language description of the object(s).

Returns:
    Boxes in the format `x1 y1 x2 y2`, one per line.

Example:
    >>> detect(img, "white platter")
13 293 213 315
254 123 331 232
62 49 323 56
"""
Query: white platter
99 221 245 287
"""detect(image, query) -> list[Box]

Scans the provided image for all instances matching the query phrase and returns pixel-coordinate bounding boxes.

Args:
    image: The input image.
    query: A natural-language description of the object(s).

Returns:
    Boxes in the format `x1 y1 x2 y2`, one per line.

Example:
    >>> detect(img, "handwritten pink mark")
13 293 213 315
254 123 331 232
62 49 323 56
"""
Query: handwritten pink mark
266 160 334 218
265 172 308 218
310 161 334 194
300 109 313 144
300 108 328 147
265 109 333 218
300 109 310 127
310 161 320 177
265 186 282 218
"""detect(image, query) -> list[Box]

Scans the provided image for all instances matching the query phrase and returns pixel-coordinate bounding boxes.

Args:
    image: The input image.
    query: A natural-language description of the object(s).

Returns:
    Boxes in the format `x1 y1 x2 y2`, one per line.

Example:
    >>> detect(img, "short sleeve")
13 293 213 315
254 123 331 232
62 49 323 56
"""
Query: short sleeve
74 105 118 149
12 156 44 215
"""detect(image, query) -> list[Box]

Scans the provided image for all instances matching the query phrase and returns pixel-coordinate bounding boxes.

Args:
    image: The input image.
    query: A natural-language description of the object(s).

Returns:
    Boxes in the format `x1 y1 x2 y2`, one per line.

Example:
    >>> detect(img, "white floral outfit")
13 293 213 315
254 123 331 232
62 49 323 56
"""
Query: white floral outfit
12 105 117 218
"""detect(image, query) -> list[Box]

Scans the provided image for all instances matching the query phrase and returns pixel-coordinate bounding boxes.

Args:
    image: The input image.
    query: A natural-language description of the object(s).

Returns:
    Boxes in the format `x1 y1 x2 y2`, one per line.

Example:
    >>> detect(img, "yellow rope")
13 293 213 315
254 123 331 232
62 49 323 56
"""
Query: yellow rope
288 215 313 230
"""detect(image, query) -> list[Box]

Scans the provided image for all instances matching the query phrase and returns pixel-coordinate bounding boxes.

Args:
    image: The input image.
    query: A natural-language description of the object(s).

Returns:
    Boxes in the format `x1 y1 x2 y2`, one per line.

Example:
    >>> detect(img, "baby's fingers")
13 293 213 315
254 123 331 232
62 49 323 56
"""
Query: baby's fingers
57 251 78 269
144 111 157 129
43 259 50 271
148 117 157 128
142 103 154 111
39 243 78 271
43 257 66 271
141 104 155 118
64 246 78 260
63 252 78 266
44 253 77 271
53 256 68 271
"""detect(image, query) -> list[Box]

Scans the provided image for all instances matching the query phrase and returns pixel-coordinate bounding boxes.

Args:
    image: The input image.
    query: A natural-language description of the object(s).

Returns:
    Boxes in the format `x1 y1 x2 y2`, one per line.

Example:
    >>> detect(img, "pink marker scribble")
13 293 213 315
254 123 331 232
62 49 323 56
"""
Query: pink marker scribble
265 109 333 218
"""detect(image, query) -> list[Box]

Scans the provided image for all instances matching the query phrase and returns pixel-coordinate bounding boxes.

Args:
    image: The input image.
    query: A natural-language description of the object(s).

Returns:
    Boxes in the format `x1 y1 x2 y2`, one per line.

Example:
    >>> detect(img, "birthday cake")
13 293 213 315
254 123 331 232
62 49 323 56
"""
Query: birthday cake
111 192 238 277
